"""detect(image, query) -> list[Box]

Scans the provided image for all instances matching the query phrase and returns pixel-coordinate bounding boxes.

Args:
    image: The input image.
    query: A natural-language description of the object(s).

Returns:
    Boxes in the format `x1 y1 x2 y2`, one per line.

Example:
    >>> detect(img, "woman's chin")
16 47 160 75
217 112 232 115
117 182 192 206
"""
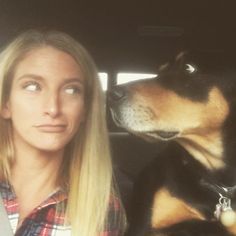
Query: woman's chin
28 139 69 154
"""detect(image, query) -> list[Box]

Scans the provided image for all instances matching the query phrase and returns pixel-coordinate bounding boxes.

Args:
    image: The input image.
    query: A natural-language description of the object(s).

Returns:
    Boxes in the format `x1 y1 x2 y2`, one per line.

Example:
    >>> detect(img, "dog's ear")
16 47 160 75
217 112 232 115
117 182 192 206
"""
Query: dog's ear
175 51 187 64
175 51 198 75
175 51 188 69
157 52 185 73
158 51 198 75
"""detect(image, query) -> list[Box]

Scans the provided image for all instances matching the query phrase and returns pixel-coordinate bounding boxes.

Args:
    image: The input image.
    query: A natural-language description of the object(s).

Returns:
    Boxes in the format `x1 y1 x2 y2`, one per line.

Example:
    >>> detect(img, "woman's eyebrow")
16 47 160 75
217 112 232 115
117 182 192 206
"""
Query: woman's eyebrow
63 78 84 85
16 74 84 84
17 74 44 81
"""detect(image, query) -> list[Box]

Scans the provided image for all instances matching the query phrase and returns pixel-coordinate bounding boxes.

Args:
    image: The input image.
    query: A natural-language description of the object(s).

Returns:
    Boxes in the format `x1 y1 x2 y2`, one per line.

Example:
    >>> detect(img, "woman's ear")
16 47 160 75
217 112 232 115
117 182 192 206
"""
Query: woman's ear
1 103 11 119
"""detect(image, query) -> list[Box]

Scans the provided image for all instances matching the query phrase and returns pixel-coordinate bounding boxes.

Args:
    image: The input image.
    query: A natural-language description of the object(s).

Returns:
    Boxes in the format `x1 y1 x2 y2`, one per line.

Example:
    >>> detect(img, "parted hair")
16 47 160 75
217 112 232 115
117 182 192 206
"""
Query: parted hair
0 30 126 235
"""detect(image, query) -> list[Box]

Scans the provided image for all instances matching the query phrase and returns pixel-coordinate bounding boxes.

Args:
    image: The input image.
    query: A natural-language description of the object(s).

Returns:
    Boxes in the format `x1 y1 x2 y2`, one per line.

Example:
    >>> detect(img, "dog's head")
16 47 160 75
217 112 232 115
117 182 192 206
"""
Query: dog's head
108 53 230 143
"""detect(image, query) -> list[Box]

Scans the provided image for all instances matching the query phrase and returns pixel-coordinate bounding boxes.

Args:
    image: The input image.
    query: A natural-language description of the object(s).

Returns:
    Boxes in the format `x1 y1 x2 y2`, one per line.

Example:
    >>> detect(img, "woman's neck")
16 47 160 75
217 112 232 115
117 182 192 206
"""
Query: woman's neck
10 147 64 223
11 147 64 191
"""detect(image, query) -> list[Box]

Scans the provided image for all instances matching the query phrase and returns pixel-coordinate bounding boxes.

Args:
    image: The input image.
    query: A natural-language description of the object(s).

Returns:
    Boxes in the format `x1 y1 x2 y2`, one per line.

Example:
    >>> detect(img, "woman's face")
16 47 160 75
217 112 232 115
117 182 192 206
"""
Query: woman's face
2 46 85 154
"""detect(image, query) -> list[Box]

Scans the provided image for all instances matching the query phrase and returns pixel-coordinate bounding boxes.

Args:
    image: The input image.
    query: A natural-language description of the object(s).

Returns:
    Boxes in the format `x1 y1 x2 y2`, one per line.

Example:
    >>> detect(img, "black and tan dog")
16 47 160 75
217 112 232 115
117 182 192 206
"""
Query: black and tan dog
109 53 236 236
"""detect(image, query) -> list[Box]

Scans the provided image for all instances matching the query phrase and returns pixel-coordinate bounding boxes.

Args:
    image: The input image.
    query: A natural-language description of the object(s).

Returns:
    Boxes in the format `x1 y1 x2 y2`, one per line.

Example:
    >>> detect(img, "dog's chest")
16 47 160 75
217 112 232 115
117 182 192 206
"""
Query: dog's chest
149 151 236 234
151 187 205 228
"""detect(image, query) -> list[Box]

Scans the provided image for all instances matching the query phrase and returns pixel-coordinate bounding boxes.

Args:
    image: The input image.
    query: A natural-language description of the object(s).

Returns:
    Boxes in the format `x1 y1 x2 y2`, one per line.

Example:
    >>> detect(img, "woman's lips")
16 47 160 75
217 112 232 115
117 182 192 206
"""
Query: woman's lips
34 124 67 132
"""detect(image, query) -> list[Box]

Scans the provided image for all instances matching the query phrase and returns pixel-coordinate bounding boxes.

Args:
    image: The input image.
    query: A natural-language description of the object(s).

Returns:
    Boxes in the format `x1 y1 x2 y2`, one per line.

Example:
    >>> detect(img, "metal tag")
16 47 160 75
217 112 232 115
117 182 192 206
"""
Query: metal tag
214 195 232 220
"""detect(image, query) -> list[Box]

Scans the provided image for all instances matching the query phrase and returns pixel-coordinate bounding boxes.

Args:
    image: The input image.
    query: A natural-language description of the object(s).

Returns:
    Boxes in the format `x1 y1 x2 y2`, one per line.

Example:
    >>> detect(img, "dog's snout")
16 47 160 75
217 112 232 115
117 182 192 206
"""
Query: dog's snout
108 86 127 103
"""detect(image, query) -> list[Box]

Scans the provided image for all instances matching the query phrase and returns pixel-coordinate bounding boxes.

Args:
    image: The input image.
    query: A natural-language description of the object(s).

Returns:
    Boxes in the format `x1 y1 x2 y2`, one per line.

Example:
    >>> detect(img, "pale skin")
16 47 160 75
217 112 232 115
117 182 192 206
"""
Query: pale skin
2 46 85 227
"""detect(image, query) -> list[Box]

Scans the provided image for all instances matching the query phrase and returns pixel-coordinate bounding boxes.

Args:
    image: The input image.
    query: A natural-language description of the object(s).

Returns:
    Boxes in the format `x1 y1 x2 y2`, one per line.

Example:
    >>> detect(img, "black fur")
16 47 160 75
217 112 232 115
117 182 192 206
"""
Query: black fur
126 143 235 236
109 54 236 236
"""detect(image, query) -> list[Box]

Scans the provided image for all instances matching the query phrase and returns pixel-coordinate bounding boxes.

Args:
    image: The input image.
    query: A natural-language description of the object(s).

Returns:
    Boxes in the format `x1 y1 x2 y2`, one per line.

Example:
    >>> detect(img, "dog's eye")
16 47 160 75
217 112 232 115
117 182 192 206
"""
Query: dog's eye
185 64 196 74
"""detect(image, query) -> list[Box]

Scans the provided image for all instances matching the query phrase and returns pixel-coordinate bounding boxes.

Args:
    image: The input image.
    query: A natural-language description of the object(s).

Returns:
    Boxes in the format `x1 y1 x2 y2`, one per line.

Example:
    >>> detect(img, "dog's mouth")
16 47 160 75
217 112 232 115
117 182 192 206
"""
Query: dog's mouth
110 108 180 141
144 130 180 141
127 128 180 142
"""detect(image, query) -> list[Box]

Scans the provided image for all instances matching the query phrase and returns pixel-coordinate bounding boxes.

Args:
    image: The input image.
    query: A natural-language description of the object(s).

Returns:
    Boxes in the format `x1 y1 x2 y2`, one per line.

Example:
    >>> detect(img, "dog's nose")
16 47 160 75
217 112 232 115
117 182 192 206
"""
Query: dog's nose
108 86 127 103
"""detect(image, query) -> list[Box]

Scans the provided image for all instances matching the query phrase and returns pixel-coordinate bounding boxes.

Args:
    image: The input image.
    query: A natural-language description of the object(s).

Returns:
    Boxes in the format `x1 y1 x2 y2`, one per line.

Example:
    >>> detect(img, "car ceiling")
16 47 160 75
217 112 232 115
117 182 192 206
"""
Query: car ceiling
0 0 235 72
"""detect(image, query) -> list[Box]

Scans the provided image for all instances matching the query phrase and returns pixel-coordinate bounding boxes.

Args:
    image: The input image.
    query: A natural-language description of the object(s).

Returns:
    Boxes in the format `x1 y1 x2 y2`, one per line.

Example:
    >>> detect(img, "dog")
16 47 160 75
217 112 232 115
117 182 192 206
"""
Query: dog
108 53 236 236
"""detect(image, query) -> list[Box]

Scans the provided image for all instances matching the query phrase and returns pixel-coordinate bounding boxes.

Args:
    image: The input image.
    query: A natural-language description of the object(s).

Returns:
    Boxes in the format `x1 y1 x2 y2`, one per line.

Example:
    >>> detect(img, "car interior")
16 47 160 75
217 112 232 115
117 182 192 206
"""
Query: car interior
0 0 236 220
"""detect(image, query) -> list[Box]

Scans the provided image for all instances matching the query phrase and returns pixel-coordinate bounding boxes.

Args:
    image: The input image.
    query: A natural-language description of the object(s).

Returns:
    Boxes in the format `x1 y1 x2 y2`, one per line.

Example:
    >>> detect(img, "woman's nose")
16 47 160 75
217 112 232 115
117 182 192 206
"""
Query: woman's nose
44 93 61 118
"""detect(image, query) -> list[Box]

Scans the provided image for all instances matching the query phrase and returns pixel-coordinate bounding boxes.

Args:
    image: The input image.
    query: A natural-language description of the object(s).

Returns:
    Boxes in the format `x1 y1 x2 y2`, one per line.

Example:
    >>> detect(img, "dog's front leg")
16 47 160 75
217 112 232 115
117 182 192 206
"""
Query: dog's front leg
149 220 233 236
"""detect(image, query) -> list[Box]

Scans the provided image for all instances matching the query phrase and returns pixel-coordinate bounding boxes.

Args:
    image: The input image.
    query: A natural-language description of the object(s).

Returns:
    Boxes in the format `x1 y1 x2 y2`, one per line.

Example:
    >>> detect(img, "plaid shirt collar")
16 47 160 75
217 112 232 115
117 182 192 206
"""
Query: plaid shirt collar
0 181 125 236
0 181 70 236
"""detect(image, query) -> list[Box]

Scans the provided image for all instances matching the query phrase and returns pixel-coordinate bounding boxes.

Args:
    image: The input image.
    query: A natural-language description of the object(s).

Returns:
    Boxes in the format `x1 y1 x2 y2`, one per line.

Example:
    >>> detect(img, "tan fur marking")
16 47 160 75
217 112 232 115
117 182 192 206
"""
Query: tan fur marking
151 188 205 229
227 224 236 235
176 87 229 169
133 86 228 135
130 85 229 169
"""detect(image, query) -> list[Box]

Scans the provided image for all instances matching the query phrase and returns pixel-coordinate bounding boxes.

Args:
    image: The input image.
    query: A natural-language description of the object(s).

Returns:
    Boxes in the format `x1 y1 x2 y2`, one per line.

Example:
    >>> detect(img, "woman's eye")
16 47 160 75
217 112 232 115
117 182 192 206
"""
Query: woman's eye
65 86 81 95
23 82 41 92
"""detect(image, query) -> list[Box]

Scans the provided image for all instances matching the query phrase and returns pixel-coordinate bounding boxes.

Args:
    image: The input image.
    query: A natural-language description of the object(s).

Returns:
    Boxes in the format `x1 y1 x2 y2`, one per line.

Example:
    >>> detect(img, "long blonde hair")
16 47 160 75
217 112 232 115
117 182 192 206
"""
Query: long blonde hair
0 30 125 235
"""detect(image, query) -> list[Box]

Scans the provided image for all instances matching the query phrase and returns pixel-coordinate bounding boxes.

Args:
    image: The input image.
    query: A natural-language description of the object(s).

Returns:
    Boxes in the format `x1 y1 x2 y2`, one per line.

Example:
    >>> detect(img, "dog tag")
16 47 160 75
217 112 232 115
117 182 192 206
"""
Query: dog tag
214 195 236 226
214 203 222 219
214 195 228 220
221 209 236 227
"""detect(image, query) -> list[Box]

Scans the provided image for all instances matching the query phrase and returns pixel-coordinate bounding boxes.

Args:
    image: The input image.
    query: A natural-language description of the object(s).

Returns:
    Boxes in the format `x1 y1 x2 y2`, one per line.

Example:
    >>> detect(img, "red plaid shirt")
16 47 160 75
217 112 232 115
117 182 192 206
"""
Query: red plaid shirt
0 182 125 236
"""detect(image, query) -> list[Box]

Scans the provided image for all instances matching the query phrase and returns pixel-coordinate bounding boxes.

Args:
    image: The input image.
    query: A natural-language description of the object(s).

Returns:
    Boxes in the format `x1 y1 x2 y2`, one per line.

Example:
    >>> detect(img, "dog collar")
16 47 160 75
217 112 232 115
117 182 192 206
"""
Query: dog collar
200 179 236 226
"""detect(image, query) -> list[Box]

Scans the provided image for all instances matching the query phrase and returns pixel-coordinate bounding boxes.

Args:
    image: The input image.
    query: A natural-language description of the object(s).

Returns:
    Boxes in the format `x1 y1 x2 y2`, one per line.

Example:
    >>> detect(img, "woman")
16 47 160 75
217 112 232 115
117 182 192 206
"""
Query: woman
0 30 126 235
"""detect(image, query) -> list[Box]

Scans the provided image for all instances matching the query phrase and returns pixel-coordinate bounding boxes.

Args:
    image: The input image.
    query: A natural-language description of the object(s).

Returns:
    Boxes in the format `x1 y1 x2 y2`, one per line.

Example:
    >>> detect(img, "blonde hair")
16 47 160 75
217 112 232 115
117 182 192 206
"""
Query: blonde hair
0 30 126 235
